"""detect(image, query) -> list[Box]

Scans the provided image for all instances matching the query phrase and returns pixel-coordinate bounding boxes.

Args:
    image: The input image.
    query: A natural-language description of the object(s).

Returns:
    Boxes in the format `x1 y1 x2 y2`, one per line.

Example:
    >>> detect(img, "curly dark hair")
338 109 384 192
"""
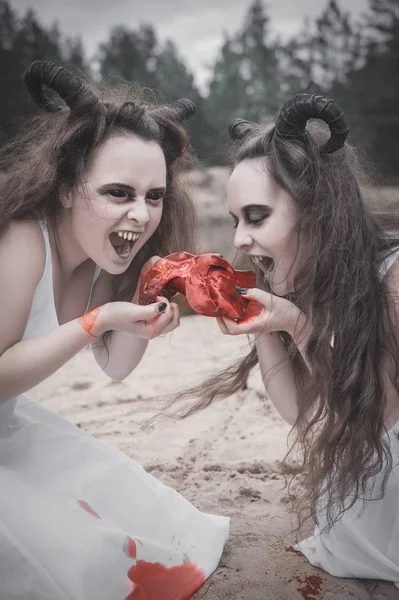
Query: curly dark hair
0 61 197 306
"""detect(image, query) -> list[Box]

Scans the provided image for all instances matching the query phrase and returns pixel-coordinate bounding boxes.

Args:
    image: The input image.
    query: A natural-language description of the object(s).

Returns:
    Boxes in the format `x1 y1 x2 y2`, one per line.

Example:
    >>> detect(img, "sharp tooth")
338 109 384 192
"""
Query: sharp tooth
133 233 139 241
122 232 127 240
127 232 133 241
117 231 123 237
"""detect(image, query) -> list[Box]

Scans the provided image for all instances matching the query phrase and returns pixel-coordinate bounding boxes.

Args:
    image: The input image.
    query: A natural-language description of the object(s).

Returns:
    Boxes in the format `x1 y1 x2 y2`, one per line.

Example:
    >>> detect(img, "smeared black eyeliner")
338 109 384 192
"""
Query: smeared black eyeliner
98 183 166 196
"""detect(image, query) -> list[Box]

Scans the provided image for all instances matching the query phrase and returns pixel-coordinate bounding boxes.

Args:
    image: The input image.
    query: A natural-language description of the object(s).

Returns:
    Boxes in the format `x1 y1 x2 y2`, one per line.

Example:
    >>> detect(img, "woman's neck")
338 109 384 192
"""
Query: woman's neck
48 212 91 277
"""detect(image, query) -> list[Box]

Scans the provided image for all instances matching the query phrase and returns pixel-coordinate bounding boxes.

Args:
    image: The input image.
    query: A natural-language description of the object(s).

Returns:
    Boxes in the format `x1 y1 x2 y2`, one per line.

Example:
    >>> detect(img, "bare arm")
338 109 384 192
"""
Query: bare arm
218 289 311 426
0 222 95 403
89 257 178 381
0 320 97 403
255 332 299 426
94 331 150 380
89 271 149 379
0 224 175 403
254 311 310 426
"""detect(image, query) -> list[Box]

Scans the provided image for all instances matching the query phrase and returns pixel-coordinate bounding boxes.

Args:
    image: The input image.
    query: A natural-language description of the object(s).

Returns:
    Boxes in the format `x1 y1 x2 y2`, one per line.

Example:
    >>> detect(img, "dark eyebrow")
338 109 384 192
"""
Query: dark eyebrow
98 182 166 194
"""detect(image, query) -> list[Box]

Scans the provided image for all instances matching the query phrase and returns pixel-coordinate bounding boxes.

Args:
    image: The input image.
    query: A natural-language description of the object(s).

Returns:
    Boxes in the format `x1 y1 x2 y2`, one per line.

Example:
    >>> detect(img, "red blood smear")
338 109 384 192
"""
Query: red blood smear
295 574 323 600
78 499 102 519
124 536 137 559
78 307 100 337
126 559 205 600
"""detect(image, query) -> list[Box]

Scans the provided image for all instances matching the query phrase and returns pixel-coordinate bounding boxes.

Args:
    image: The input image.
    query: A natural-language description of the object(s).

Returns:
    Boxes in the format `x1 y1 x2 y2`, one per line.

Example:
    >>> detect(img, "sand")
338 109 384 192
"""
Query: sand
30 314 399 600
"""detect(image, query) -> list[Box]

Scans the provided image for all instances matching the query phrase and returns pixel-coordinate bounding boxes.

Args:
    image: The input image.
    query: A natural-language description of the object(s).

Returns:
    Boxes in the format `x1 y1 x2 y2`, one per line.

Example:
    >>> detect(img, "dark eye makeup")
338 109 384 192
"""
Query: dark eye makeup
108 189 128 199
146 190 165 202
244 204 272 224
98 183 166 203
230 204 272 228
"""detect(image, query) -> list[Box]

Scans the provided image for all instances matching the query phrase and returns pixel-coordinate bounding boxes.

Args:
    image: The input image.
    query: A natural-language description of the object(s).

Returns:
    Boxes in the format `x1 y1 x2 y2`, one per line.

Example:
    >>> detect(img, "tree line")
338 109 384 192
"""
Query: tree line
0 0 398 177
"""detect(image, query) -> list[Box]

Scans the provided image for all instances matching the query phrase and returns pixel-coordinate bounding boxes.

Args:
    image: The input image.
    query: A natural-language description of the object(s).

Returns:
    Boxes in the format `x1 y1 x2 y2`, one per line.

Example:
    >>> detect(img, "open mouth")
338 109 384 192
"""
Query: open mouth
109 230 141 259
251 255 274 277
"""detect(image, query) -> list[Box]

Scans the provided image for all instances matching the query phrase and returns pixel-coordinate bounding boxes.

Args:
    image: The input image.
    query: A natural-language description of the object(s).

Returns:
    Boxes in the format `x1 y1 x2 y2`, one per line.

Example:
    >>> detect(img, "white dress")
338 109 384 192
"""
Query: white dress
295 250 399 588
0 222 229 600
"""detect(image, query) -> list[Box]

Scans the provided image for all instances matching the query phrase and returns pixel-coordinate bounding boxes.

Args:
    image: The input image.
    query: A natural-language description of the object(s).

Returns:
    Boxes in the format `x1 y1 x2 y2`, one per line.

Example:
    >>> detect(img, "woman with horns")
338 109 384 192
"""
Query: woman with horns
0 61 228 599
179 94 399 585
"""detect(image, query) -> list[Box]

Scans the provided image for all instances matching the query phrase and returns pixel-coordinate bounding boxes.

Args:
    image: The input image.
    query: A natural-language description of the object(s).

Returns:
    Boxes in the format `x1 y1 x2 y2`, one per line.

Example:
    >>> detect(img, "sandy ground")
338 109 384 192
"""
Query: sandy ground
30 314 399 600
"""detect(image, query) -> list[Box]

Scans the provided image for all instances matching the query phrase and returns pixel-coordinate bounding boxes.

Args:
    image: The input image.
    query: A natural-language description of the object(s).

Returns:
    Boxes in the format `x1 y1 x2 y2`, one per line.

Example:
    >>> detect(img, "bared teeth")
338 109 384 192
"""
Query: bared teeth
251 256 264 265
114 230 140 242
110 230 142 258
251 255 274 275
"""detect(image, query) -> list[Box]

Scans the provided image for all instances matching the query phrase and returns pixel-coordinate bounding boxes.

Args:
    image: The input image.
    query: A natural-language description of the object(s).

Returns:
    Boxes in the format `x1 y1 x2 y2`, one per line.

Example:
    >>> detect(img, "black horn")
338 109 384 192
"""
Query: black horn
275 93 349 154
228 118 256 141
168 98 196 121
24 60 97 113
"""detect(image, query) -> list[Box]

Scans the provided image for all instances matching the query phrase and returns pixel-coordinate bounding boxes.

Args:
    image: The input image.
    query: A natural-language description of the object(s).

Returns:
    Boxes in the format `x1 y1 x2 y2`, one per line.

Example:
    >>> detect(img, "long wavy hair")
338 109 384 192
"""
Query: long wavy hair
0 61 197 307
169 94 399 532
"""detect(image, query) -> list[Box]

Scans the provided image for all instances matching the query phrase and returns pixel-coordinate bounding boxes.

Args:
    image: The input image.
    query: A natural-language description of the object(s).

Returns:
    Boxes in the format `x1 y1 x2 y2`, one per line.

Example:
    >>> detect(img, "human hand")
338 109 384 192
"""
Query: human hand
87 296 179 340
216 288 303 337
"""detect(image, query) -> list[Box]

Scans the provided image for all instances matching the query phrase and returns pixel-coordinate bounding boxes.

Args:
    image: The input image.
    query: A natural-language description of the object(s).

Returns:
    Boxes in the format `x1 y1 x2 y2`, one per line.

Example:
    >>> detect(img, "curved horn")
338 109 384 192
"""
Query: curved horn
168 98 196 121
24 60 97 113
275 93 349 154
228 118 256 141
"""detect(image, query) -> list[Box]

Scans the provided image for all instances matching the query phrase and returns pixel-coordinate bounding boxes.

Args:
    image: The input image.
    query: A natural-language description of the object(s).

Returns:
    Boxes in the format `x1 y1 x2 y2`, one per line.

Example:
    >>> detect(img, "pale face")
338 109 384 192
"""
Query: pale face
66 134 167 275
227 158 302 296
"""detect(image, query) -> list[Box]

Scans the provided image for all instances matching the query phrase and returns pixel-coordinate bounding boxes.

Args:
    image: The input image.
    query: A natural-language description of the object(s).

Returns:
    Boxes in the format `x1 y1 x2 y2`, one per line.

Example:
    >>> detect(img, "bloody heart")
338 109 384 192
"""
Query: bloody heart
138 252 263 322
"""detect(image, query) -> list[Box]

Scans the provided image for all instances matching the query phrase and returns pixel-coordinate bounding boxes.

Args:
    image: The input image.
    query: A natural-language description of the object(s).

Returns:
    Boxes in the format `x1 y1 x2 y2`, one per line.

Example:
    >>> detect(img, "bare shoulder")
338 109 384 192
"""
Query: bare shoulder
0 220 46 280
0 220 46 352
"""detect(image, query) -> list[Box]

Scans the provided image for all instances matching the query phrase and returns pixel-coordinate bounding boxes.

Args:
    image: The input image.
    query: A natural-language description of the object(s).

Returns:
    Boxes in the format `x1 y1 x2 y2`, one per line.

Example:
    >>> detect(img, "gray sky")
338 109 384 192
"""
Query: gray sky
10 0 369 88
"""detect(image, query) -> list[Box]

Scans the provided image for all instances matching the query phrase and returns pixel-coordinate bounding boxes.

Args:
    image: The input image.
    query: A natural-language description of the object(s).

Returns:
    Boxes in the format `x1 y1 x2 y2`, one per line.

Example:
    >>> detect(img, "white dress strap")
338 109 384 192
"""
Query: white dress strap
85 265 102 312
38 219 101 314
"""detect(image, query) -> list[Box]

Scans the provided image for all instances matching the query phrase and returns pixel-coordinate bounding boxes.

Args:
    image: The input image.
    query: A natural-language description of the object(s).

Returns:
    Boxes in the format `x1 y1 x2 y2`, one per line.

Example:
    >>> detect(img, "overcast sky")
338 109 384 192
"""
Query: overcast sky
10 0 369 88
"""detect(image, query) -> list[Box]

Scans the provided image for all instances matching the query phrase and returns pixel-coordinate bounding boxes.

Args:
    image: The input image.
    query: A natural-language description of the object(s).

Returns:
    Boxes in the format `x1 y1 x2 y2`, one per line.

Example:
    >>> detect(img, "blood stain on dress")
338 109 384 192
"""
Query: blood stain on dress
124 536 204 600
295 574 323 600
126 559 205 600
124 536 137 559
78 499 102 519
